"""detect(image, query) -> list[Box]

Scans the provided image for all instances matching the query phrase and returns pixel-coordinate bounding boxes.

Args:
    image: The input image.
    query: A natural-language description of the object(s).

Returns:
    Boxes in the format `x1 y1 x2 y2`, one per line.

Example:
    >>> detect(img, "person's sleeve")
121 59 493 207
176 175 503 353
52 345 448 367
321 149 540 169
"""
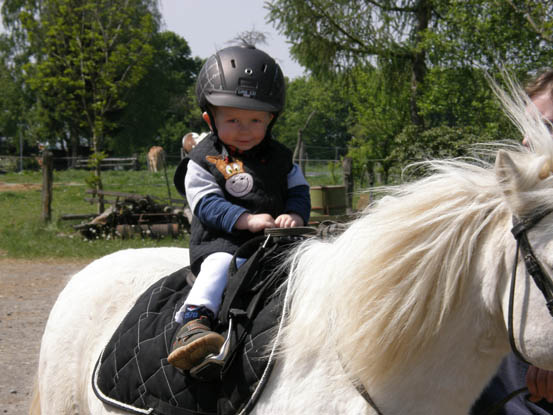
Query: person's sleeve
285 164 311 225
194 193 247 233
184 160 224 212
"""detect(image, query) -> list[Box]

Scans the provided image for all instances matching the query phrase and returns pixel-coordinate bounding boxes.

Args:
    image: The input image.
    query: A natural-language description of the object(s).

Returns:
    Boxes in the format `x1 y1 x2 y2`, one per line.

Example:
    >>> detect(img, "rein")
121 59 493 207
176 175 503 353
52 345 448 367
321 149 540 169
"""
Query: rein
509 208 553 364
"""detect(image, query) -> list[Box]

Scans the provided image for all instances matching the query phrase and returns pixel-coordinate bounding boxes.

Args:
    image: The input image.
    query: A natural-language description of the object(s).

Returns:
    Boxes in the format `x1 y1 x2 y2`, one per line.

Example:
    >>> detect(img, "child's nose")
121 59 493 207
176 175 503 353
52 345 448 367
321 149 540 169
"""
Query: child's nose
238 122 251 133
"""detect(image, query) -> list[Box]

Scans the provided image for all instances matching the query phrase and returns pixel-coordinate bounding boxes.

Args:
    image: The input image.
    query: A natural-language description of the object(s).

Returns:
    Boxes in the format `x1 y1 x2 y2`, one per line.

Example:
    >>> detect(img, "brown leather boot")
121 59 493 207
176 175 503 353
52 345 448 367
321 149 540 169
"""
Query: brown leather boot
168 315 225 371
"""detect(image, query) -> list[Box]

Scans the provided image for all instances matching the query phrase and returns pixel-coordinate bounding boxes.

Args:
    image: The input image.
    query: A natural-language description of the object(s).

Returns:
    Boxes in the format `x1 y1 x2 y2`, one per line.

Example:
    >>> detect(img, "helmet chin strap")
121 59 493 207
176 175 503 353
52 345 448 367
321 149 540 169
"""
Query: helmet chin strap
205 108 218 137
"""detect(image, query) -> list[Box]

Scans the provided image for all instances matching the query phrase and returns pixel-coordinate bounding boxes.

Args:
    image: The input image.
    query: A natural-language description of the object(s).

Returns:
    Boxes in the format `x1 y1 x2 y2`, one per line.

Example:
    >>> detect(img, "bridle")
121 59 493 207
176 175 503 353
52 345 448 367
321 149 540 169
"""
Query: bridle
509 208 553 364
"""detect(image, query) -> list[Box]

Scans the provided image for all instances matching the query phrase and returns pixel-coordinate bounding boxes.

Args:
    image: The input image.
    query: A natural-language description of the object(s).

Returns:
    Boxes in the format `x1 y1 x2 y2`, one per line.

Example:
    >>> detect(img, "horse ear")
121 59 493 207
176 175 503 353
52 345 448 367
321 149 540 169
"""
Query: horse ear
495 150 527 213
495 150 520 192
495 149 553 215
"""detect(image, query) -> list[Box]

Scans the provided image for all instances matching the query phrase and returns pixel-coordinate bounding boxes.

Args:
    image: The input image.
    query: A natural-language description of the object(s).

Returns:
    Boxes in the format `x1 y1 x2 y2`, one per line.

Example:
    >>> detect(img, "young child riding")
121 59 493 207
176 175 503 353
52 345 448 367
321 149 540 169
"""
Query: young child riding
169 45 311 372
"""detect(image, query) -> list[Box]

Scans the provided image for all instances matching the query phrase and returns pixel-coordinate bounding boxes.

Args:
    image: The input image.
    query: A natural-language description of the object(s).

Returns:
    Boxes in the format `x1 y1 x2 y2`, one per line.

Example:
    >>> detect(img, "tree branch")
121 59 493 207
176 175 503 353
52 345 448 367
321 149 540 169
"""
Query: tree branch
364 0 416 13
504 0 553 43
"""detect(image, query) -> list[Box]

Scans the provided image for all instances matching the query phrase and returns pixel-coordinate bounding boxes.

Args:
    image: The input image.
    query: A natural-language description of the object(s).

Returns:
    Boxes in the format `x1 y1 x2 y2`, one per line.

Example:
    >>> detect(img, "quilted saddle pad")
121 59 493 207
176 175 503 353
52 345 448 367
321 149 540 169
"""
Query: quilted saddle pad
92 265 283 415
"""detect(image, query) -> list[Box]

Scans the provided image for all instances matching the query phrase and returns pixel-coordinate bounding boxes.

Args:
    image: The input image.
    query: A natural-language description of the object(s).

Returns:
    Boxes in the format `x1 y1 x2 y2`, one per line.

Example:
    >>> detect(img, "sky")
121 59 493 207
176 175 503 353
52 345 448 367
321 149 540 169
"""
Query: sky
158 1 305 79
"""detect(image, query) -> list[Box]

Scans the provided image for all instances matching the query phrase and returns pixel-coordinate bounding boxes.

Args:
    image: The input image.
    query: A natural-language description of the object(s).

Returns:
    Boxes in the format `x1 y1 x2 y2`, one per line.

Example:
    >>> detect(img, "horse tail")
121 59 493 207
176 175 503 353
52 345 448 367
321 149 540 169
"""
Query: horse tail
28 375 40 415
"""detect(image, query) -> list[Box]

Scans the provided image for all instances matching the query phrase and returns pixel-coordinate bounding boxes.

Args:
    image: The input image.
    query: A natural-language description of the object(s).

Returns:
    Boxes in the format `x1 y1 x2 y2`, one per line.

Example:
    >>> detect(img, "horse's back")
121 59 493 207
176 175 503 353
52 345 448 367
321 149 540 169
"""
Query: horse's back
37 247 189 414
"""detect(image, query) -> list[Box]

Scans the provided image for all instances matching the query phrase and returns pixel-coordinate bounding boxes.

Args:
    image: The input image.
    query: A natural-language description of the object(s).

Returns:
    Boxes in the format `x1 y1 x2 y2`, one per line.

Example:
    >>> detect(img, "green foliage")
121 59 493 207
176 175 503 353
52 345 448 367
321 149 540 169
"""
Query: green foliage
83 151 107 189
388 125 501 182
430 1 553 72
273 75 352 159
110 32 203 155
267 0 553 129
344 65 411 184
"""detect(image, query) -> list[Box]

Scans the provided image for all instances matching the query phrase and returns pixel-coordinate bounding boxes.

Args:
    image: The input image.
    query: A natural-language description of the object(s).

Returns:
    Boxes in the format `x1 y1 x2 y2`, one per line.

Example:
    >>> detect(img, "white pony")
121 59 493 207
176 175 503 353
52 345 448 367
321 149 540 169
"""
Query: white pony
32 81 553 415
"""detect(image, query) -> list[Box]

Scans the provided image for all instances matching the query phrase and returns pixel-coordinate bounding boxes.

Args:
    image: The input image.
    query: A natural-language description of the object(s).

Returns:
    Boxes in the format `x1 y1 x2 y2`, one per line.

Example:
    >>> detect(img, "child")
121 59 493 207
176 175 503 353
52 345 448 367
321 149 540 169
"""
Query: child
169 45 311 372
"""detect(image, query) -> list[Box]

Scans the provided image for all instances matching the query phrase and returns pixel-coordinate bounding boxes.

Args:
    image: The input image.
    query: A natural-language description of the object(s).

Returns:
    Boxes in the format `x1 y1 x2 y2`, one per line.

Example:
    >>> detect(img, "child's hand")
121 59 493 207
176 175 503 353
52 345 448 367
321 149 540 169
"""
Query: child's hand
275 213 303 228
235 212 275 233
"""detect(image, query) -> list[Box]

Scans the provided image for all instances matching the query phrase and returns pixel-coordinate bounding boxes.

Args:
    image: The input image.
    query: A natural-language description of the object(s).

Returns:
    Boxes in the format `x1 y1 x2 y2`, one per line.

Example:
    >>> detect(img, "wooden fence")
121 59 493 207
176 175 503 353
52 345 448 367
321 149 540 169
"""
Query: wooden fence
75 157 139 170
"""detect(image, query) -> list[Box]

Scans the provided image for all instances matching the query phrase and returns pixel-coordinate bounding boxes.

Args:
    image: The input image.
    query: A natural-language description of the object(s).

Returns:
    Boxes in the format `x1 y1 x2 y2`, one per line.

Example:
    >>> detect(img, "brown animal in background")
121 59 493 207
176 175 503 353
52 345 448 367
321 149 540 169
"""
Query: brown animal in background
147 146 165 172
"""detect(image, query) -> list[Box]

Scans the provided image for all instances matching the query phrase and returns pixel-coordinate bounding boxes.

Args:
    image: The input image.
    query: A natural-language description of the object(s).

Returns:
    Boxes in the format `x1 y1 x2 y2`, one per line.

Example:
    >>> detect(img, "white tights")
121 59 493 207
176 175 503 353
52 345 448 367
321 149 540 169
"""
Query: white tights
175 252 246 324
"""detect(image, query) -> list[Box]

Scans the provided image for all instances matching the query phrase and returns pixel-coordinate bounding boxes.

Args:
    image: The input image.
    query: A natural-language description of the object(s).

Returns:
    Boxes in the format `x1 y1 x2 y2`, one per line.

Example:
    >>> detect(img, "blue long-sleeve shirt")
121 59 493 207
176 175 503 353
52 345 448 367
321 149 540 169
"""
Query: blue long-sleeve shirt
185 160 310 233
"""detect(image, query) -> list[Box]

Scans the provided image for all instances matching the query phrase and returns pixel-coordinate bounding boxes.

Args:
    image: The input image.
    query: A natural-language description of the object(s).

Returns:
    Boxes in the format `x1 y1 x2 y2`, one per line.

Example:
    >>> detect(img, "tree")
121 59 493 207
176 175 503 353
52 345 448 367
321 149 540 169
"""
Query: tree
227 27 270 47
18 0 158 211
267 0 553 127
110 31 202 156
273 75 352 160
267 0 437 126
267 0 553 184
0 34 26 146
345 65 411 185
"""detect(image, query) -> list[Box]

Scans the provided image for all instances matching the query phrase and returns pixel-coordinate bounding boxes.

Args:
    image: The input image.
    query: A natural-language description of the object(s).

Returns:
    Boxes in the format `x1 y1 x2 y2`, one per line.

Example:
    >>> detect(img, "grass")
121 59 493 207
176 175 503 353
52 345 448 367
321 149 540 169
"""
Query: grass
0 167 188 259
0 162 352 259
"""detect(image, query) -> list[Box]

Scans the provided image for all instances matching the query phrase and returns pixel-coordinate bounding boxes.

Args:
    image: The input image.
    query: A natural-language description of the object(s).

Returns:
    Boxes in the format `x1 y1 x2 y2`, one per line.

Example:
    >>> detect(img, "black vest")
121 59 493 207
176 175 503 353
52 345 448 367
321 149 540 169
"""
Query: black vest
174 134 292 274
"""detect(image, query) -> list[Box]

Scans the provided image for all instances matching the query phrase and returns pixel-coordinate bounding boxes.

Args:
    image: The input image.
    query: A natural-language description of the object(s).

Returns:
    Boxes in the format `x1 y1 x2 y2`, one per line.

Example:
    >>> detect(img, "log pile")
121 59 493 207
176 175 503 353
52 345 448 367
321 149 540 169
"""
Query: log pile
73 190 192 239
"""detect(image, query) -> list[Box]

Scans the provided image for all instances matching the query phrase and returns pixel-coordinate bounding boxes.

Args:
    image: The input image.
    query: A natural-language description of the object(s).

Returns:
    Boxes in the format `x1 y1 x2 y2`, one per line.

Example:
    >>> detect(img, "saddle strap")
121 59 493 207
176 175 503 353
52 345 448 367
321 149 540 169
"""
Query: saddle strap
219 235 273 327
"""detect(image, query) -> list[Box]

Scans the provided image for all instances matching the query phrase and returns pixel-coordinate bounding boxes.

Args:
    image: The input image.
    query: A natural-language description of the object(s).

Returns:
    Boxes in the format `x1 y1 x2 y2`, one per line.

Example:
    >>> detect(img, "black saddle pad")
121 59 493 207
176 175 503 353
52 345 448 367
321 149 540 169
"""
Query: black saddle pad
92 265 283 415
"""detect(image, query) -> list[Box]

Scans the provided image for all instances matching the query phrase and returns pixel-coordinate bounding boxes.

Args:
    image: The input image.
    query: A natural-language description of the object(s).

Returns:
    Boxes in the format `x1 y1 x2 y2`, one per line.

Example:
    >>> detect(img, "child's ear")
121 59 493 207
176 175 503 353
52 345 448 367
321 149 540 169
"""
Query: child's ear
202 112 213 131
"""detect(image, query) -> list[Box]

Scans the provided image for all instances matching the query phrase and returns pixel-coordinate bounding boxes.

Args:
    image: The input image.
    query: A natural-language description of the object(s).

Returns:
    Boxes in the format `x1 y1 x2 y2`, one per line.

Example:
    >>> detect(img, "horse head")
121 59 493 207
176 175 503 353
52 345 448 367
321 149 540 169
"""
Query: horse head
495 148 553 370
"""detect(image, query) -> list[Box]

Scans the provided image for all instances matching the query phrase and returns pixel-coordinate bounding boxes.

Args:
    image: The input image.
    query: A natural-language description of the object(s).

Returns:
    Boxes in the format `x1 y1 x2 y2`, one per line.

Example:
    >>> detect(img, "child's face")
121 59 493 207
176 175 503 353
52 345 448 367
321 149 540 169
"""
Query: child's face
203 107 273 151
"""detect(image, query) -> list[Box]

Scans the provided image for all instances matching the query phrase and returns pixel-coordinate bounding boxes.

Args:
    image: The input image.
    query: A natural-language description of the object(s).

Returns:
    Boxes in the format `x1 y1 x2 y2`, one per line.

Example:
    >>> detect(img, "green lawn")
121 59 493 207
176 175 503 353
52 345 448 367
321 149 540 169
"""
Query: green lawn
0 167 189 259
0 162 353 259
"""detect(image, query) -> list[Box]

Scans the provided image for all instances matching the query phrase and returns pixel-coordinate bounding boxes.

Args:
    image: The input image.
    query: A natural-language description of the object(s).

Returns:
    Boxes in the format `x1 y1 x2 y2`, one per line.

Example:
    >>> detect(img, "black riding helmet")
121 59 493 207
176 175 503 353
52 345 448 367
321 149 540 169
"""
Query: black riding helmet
196 45 286 137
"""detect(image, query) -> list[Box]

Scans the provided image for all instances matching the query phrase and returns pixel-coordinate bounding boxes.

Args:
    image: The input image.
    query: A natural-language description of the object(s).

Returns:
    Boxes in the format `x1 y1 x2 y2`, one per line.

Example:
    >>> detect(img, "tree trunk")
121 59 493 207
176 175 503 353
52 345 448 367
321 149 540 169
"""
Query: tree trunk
92 132 105 214
70 128 79 168
410 0 431 127
294 111 316 175
41 150 53 223
343 157 353 214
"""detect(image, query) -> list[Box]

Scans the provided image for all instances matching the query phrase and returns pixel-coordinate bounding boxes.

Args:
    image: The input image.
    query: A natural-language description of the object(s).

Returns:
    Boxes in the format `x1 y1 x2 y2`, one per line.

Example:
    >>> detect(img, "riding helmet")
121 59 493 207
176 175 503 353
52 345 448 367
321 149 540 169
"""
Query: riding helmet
195 45 286 115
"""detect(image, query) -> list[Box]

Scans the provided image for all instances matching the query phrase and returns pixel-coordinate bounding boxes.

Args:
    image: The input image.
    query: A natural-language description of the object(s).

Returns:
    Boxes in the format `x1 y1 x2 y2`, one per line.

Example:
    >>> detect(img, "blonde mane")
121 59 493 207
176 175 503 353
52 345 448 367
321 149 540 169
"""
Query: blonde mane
280 75 553 385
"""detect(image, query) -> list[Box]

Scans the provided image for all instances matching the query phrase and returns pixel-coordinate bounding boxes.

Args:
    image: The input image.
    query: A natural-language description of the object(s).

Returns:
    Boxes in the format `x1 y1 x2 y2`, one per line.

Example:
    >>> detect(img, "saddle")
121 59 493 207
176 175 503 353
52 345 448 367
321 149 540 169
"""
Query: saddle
92 228 317 415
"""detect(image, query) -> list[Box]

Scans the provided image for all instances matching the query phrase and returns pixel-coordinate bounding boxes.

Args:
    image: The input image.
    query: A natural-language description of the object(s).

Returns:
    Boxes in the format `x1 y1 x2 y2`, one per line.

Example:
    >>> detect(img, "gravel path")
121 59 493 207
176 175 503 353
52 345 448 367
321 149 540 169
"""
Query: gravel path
0 259 91 415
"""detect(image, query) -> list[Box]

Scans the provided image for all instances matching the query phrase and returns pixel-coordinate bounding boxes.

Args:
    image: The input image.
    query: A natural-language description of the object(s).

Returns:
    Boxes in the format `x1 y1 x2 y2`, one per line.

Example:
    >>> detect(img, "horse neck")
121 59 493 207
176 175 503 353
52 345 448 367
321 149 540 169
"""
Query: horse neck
272 211 512 414
371 217 512 413
263 311 508 415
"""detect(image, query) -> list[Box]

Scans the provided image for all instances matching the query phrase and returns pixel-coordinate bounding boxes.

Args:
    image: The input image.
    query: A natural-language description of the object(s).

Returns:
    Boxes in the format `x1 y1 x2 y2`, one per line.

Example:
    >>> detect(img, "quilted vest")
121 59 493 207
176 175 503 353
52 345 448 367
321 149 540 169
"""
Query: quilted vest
175 134 292 274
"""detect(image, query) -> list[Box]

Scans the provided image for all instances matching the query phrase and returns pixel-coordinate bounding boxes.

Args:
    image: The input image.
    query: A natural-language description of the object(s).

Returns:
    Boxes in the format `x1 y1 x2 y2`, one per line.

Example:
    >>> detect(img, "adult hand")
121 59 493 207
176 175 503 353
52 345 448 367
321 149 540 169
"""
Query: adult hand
235 212 275 233
275 213 303 228
526 365 553 403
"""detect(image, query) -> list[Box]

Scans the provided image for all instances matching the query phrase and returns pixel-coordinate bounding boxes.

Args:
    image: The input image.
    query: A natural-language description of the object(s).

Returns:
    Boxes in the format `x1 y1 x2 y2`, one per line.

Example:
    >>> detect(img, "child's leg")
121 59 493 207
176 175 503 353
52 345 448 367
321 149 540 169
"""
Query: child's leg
175 252 246 323
169 252 245 371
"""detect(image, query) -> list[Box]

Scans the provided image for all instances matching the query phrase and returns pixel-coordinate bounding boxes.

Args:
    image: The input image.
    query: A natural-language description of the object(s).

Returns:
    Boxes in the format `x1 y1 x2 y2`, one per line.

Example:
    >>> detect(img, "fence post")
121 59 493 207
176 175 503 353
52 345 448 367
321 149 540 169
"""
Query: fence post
41 150 53 223
343 157 353 214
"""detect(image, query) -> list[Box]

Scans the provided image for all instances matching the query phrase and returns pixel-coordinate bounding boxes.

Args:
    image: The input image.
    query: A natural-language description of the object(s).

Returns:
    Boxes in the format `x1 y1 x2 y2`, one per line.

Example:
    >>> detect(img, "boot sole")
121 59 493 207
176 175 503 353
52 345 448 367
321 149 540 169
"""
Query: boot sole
168 333 225 370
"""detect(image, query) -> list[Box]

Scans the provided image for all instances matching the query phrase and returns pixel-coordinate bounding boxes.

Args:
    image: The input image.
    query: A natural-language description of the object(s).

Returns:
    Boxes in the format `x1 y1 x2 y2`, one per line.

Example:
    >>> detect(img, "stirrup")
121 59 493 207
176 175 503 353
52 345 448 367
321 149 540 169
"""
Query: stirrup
189 317 234 382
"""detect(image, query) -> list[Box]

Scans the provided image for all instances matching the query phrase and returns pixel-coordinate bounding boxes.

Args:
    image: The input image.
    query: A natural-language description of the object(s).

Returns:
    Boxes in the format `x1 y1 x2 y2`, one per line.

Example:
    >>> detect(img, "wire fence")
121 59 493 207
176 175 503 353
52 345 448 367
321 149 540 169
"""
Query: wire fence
0 154 346 182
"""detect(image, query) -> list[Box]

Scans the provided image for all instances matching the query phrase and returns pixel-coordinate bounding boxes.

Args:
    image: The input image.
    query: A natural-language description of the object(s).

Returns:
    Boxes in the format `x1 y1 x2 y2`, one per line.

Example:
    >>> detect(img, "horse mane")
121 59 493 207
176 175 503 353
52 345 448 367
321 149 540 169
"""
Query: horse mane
279 74 553 384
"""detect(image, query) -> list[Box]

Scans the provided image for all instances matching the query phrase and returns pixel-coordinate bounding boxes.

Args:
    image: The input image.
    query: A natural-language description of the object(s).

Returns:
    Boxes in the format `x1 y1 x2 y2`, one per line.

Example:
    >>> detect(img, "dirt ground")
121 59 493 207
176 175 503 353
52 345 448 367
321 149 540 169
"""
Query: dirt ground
0 258 91 415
